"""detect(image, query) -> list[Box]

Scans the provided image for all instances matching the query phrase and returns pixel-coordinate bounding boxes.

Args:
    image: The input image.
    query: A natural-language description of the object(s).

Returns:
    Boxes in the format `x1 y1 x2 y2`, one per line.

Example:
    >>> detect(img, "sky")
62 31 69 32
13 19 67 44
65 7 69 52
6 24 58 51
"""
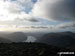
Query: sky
0 0 75 32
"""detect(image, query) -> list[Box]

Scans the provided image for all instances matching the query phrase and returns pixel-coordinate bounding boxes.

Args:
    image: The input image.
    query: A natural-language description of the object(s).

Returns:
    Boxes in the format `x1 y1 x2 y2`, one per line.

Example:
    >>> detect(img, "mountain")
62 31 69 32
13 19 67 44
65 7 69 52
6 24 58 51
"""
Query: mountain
36 31 75 47
0 37 12 43
7 32 27 42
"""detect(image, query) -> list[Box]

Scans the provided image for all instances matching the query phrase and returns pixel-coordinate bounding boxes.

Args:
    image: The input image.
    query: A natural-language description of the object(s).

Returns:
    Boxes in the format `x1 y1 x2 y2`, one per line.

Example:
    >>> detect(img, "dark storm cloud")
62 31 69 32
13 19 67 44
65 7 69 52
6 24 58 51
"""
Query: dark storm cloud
31 0 75 21
51 0 75 21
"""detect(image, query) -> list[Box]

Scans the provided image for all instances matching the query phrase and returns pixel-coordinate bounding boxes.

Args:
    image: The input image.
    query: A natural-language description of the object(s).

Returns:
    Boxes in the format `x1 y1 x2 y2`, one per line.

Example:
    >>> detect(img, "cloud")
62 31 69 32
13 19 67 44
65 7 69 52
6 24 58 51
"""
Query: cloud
0 0 38 22
15 13 38 22
31 0 75 21
56 22 75 29
8 0 34 13
26 18 38 22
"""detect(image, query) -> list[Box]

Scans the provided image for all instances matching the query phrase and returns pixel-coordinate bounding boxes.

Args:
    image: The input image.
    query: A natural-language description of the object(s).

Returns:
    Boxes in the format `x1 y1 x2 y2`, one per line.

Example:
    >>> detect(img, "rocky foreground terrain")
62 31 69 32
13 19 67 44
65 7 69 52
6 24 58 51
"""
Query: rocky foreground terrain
0 42 75 56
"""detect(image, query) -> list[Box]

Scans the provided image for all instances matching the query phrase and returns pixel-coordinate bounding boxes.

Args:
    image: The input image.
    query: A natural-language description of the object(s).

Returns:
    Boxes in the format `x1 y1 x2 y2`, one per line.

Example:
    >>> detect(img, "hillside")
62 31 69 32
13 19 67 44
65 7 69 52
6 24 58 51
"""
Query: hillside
0 32 27 42
36 31 75 47
0 37 12 43
0 42 75 56
6 32 27 42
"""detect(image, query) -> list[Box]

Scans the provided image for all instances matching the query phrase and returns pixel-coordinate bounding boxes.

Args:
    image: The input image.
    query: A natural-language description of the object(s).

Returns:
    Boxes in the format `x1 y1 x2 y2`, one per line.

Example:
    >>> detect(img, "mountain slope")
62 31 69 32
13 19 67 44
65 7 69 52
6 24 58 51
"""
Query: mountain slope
36 31 75 47
0 37 12 43
7 32 27 42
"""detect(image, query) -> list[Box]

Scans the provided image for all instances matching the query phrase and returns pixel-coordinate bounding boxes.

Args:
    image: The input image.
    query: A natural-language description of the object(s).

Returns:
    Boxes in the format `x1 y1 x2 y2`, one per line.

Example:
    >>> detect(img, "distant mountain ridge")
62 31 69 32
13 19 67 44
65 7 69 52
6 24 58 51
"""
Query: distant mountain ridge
0 31 75 48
